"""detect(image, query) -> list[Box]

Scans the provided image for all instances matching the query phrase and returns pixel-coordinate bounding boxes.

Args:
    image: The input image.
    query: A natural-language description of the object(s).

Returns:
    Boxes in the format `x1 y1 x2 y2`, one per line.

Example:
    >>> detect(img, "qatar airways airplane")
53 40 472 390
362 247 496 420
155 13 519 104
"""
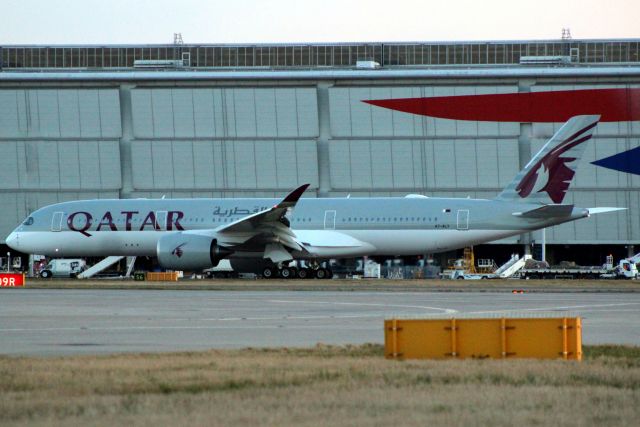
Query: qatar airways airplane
5 115 623 278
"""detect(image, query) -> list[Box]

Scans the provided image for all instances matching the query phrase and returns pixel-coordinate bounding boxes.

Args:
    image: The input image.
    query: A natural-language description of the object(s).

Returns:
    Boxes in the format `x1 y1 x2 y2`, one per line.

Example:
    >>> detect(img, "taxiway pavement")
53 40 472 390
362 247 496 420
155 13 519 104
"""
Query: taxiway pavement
1 289 639 356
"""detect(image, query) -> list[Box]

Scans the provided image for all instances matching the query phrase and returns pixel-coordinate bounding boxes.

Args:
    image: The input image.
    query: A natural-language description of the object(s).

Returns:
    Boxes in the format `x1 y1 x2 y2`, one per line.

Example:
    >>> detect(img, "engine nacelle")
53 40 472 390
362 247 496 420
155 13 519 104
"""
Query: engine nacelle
157 232 232 271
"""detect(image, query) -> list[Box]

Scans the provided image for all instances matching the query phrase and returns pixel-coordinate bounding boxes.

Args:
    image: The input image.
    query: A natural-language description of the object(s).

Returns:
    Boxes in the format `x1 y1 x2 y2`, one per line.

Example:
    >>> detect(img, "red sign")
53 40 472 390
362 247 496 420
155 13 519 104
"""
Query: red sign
0 273 25 287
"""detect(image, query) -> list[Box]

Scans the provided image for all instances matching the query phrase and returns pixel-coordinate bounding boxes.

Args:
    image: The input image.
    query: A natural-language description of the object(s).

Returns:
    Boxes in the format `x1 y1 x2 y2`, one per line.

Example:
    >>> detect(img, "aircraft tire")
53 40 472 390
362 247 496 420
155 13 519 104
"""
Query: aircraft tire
297 268 310 279
262 267 275 279
287 267 297 279
279 268 291 279
315 268 327 279
40 270 52 279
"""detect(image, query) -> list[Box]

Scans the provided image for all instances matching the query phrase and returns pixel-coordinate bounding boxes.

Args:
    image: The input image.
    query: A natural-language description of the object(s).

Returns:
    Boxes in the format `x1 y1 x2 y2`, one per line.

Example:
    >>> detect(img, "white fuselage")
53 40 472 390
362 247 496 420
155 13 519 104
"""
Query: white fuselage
5 196 586 260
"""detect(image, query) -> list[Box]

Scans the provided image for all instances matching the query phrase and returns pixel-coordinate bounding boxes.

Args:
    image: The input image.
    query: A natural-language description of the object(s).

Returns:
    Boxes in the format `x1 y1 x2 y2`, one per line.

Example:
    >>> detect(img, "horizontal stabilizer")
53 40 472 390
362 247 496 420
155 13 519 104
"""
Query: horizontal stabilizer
587 207 627 215
513 204 574 218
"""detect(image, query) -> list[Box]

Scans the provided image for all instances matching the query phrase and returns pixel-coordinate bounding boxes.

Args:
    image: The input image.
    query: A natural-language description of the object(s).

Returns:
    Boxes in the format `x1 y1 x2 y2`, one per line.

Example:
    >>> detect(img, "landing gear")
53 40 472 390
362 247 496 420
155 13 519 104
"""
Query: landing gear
279 267 297 279
314 268 332 279
262 267 275 279
40 270 52 279
260 263 332 280
297 268 310 279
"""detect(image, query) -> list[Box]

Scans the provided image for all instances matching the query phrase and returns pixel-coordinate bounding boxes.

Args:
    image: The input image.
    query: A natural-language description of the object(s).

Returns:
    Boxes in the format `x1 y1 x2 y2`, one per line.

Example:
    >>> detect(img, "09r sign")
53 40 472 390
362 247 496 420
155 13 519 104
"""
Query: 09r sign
0 273 25 287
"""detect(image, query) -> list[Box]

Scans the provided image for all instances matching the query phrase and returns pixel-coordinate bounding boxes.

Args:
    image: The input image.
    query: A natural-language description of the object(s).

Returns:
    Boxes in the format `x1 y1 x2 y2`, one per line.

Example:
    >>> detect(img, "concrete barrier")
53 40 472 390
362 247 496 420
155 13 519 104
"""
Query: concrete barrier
385 317 582 360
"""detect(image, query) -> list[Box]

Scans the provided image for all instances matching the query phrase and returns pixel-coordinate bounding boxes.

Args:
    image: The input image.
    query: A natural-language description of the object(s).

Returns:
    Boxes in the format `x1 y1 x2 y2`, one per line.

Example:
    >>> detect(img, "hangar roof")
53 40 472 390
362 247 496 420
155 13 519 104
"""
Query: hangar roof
2 39 639 71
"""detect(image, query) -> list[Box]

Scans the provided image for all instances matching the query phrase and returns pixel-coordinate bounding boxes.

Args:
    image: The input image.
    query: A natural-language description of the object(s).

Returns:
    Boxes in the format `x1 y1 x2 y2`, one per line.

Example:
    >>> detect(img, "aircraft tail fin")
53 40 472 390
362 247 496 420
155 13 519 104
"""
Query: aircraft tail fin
496 115 600 204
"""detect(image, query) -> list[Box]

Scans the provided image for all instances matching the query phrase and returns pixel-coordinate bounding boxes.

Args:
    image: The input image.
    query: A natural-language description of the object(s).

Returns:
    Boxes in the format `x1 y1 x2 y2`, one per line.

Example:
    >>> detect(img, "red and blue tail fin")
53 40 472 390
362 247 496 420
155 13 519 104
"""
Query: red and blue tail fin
496 115 600 204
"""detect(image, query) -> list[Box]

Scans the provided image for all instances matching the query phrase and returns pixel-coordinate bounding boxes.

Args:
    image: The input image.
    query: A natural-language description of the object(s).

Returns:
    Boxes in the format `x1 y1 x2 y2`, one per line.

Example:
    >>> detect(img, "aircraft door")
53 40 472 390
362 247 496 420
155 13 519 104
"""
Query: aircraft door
456 209 469 230
155 211 167 230
51 212 64 232
324 210 336 230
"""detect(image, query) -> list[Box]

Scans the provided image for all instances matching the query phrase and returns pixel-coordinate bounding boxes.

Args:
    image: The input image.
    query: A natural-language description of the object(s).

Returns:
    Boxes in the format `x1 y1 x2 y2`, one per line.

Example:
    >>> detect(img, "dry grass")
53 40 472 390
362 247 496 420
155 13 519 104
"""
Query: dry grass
1 345 639 426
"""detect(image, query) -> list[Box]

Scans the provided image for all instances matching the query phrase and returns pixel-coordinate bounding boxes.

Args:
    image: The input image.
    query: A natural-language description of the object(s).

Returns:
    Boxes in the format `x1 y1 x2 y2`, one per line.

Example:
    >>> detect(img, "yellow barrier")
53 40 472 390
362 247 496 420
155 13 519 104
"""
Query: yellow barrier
145 272 179 282
384 317 582 360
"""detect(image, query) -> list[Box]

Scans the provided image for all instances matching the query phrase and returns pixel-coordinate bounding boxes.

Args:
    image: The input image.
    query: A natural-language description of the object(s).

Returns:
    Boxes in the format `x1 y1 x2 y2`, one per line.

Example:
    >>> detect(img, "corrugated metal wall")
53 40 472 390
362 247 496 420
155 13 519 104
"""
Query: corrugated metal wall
0 80 638 245
0 88 121 239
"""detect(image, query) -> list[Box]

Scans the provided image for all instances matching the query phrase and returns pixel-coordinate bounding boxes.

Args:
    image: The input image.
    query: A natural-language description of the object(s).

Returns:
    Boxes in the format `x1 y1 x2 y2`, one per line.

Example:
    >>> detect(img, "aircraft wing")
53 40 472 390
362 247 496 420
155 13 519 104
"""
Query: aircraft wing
214 184 310 260
215 183 309 234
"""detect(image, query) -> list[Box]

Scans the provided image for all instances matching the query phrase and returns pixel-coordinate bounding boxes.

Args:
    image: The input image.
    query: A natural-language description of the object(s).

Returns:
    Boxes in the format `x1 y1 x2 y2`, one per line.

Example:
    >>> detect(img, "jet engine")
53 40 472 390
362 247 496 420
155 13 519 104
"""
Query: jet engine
157 232 232 271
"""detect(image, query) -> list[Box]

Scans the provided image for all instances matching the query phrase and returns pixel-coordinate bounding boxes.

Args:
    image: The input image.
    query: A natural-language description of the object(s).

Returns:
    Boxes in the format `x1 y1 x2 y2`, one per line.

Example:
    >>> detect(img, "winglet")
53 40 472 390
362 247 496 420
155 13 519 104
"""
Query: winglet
276 183 310 209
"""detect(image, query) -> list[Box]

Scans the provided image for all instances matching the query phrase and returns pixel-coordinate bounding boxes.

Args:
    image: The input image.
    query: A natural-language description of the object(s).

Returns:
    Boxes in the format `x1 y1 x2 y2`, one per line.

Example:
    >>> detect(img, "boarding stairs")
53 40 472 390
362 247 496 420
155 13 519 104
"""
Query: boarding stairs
77 256 136 279
494 254 531 278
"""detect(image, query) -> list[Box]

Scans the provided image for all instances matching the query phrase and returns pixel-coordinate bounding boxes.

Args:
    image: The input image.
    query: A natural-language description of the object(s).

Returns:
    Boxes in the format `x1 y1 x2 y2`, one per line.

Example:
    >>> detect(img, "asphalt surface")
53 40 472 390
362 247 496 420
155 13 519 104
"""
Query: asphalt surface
1 289 639 356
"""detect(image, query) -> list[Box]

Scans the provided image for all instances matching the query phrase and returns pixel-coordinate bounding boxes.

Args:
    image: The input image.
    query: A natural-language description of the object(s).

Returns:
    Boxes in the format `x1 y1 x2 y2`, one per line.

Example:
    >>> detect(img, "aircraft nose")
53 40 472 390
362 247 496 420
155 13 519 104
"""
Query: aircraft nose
5 232 19 250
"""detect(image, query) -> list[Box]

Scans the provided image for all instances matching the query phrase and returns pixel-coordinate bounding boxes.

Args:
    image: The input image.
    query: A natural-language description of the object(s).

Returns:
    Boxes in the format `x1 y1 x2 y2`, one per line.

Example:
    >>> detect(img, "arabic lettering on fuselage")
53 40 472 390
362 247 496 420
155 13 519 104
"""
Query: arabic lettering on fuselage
212 206 268 217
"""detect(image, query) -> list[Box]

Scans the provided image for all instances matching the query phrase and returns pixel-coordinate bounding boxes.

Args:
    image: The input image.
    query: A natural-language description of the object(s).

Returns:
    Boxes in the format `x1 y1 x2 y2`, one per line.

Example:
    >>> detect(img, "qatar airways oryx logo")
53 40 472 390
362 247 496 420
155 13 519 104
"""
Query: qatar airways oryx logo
172 243 186 258
516 122 597 203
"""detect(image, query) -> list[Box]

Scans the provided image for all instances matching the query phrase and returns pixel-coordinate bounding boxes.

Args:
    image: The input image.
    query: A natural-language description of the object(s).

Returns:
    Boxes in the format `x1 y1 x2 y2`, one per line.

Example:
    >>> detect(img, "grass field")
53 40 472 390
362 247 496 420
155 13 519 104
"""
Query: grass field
1 345 639 426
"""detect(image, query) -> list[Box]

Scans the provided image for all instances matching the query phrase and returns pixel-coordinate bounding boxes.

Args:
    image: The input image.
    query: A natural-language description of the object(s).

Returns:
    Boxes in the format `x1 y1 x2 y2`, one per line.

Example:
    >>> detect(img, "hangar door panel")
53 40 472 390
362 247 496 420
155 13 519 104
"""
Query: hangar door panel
131 88 318 139
328 139 518 190
131 140 319 191
0 89 121 139
0 140 121 190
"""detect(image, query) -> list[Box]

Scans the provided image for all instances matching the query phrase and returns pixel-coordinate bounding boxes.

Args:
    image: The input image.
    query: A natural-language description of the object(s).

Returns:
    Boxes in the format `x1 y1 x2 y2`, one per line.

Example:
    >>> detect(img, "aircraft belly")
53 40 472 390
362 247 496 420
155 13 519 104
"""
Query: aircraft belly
17 231 159 257
341 229 521 255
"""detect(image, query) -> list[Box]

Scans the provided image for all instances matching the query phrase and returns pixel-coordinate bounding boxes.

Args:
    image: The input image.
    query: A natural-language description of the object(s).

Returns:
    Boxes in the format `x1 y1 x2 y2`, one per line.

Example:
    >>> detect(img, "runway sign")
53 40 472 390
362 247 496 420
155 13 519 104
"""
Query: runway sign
0 273 26 287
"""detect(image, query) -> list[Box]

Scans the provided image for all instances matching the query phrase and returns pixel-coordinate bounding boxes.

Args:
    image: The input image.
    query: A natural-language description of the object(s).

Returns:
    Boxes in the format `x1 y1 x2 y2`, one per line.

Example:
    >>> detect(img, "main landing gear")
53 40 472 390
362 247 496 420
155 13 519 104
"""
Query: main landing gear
261 265 333 280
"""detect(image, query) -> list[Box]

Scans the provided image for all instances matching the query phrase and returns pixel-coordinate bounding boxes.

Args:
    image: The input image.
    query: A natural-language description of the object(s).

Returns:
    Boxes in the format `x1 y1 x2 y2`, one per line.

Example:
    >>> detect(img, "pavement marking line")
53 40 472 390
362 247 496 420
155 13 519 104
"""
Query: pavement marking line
0 312 404 332
0 324 381 333
466 302 640 315
267 299 458 314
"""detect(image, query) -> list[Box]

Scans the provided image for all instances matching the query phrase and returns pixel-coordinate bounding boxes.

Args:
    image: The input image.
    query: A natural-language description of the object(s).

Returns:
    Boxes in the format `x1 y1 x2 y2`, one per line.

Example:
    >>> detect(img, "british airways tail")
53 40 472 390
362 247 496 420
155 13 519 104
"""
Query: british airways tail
496 115 600 204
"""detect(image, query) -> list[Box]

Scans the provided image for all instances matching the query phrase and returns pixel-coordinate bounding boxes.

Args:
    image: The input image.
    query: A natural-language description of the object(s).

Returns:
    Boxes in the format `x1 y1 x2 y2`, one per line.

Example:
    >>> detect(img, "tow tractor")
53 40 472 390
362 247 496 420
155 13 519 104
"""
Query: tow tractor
517 254 638 280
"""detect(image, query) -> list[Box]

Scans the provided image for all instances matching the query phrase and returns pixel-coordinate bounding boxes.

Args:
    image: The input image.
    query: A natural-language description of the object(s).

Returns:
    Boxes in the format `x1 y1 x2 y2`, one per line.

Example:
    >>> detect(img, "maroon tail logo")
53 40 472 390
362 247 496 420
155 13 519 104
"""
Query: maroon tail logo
516 122 597 203
172 243 186 258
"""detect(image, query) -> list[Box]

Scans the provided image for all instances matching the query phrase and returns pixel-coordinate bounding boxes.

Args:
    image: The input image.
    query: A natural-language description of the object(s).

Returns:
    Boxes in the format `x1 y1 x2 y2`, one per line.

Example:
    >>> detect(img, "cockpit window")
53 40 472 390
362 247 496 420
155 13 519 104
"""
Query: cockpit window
23 217 34 226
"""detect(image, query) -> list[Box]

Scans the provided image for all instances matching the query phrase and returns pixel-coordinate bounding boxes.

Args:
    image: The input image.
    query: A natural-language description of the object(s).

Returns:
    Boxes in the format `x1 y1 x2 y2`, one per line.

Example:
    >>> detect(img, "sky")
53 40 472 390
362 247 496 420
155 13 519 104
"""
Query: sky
2 0 639 45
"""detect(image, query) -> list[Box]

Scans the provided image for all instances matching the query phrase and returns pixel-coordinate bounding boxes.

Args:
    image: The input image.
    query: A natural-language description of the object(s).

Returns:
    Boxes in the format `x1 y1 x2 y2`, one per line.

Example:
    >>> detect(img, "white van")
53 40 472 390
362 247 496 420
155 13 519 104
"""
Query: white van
40 259 87 278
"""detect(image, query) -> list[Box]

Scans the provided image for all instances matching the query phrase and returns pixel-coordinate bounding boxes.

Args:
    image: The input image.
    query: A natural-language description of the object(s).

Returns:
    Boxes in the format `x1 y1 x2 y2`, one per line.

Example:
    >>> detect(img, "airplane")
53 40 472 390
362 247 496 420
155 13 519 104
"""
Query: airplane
5 115 624 279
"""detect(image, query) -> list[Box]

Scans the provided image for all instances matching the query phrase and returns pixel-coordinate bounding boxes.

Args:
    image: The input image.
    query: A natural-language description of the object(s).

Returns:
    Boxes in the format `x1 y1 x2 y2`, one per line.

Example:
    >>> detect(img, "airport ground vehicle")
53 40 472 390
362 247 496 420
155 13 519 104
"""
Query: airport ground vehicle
203 260 238 278
40 259 87 278
516 255 638 280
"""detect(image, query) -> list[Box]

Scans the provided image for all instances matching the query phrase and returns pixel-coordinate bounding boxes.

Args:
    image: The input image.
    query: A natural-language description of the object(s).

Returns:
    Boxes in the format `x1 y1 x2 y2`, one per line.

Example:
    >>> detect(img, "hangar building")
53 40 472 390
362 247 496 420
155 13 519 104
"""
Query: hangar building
1 39 639 265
